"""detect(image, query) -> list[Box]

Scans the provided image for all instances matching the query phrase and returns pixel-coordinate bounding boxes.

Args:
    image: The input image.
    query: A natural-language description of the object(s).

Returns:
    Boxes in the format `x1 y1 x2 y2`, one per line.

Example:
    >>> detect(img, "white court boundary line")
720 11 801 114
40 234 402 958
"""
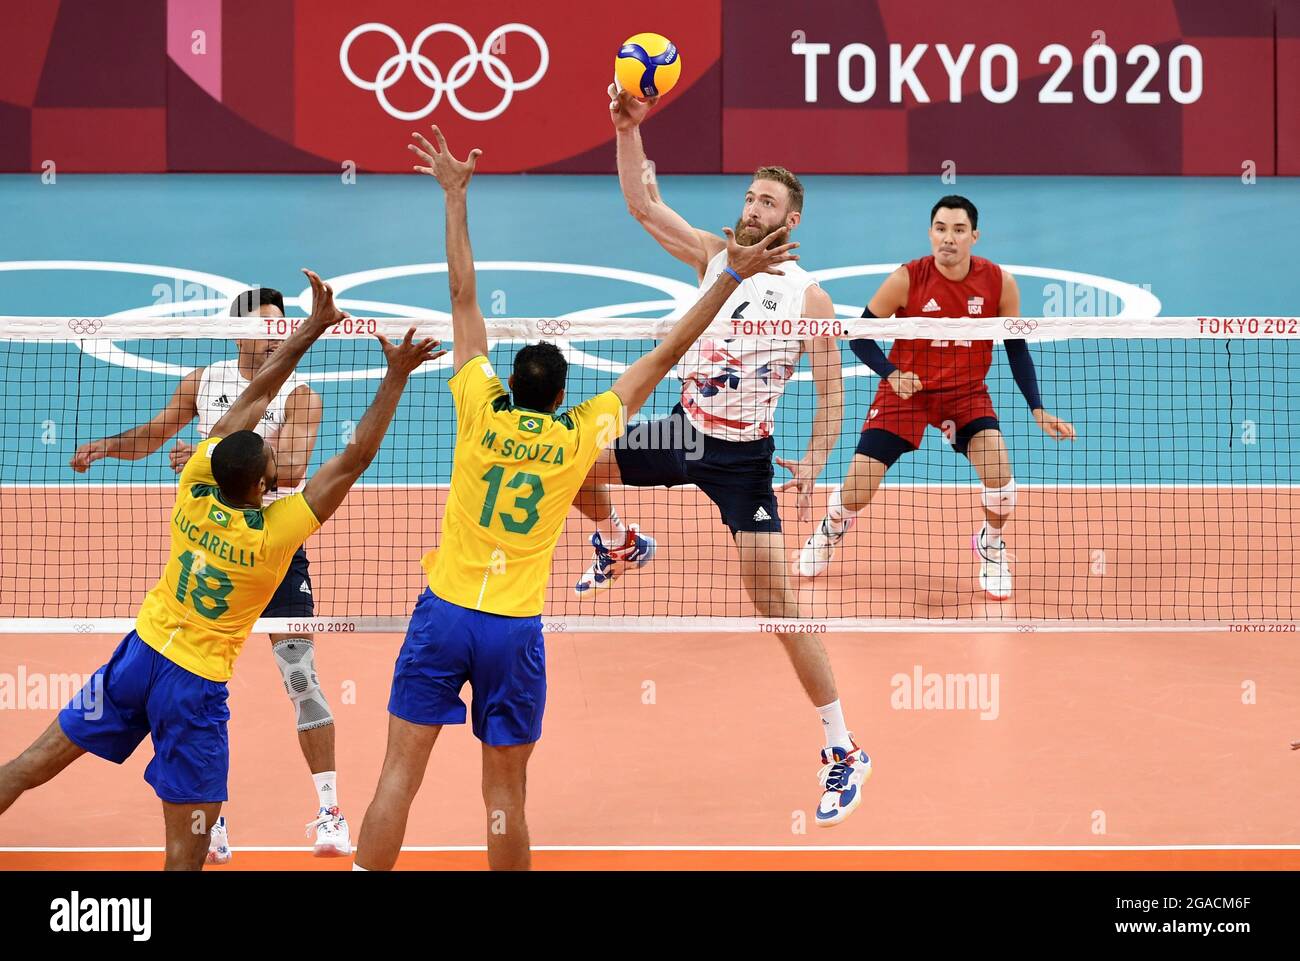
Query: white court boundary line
2 618 1293 634
2 844 1297 853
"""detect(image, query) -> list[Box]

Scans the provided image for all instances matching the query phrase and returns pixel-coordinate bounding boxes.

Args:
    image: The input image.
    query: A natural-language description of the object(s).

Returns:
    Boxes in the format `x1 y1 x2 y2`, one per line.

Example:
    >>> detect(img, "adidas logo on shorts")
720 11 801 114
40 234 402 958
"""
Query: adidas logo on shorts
299 582 311 595
753 506 772 522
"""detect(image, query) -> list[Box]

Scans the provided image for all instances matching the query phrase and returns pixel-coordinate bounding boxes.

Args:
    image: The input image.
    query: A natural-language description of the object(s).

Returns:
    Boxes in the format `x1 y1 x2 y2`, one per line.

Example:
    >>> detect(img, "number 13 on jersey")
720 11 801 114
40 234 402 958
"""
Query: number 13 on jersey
478 466 544 535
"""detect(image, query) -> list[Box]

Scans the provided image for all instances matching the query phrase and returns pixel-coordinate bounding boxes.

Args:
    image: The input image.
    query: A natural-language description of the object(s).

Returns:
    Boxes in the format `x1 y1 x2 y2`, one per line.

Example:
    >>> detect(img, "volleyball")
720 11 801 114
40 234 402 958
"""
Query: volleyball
615 33 681 99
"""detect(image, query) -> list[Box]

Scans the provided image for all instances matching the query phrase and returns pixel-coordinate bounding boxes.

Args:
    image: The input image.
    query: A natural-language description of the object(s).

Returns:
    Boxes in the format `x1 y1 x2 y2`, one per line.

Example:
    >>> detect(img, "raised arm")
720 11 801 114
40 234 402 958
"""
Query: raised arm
609 84 724 279
611 226 799 419
210 269 342 438
301 329 445 524
70 369 200 471
272 385 324 488
410 127 487 375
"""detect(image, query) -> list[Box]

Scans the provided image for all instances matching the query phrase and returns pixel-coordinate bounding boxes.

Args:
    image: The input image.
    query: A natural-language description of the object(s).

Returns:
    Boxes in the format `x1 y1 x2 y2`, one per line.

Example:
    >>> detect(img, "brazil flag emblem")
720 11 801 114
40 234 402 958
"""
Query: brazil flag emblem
208 505 231 528
518 415 543 434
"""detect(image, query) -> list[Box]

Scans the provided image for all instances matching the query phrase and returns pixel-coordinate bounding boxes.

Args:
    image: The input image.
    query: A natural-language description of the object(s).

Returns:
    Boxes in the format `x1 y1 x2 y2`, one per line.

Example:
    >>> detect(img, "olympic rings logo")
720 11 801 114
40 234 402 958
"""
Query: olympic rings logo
1003 319 1039 335
339 22 548 122
535 318 571 336
68 318 103 335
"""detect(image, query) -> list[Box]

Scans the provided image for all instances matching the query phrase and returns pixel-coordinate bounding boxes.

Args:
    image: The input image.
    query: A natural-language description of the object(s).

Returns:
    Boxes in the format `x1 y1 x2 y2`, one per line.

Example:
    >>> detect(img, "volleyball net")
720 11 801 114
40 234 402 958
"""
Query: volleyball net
1 313 1296 633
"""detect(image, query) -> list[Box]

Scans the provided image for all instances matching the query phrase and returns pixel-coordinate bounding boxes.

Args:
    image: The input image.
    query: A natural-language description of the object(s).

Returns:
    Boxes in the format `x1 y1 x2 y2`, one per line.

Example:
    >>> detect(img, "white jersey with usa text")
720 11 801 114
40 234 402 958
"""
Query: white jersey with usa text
195 360 308 501
676 248 817 442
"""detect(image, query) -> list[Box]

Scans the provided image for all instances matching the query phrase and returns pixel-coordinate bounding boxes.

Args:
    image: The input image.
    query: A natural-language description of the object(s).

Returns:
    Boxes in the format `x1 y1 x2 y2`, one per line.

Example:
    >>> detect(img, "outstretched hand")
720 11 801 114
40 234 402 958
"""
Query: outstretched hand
409 126 481 193
607 81 657 131
723 225 799 280
303 268 348 328
376 326 445 377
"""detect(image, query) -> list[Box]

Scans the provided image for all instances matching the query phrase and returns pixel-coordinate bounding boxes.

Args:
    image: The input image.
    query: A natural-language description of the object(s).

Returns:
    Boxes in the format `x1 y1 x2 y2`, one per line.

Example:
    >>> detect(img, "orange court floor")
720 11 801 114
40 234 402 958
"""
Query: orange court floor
2 485 1298 870
2 622 1298 870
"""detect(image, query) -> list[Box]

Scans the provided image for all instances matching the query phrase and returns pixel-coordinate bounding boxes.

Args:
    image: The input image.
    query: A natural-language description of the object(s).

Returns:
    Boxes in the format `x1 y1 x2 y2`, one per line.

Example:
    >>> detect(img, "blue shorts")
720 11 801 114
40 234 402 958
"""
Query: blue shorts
388 589 546 746
613 404 780 535
261 546 313 618
58 632 230 804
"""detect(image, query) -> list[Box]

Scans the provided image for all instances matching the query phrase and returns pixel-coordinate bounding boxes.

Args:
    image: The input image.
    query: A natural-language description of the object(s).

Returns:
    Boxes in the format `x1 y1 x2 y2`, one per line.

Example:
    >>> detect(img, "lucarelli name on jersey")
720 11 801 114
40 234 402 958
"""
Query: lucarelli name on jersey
730 318 844 337
173 510 256 568
479 429 568 464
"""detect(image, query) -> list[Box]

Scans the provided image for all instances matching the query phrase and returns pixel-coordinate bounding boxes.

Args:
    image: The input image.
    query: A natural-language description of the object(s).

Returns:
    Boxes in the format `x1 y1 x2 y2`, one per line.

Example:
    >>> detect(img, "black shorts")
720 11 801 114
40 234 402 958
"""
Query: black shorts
613 405 780 535
260 546 314 618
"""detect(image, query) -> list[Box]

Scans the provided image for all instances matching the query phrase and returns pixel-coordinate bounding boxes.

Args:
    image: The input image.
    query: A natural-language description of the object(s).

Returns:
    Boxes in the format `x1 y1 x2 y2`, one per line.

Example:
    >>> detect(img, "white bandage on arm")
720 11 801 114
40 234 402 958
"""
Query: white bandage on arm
980 478 1017 517
272 637 333 731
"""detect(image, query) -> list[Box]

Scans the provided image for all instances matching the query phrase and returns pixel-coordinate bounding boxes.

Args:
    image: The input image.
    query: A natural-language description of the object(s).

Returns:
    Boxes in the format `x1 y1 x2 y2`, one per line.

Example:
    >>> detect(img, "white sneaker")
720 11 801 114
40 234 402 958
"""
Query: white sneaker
796 515 855 578
973 524 1012 601
814 738 872 827
205 815 231 865
306 806 351 857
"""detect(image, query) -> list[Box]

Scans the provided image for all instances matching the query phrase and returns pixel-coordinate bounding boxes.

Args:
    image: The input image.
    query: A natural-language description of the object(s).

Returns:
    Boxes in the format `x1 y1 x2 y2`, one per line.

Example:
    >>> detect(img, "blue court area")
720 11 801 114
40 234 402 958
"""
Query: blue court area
1 173 1298 488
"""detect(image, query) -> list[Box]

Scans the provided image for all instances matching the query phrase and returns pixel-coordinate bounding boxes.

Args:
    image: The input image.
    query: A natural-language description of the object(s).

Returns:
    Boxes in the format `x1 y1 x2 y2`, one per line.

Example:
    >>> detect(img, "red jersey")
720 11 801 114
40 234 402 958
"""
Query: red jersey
889 255 1003 391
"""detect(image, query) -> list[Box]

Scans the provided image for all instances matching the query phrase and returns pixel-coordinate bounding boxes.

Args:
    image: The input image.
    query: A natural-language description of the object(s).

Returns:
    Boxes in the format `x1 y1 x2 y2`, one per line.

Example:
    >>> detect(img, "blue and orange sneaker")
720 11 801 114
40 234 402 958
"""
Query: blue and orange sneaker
815 738 872 827
574 526 656 596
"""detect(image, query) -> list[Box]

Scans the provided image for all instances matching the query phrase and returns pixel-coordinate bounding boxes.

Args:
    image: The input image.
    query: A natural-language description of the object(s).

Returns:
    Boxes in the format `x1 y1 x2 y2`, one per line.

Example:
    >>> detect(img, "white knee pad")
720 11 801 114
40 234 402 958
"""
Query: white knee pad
981 479 1017 517
272 637 333 732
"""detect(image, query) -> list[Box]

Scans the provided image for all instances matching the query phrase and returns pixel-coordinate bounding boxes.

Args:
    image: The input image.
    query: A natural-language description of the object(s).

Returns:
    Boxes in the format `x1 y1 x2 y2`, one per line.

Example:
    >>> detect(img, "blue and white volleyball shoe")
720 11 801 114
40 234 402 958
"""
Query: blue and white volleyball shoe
574 526 656 596
815 739 872 827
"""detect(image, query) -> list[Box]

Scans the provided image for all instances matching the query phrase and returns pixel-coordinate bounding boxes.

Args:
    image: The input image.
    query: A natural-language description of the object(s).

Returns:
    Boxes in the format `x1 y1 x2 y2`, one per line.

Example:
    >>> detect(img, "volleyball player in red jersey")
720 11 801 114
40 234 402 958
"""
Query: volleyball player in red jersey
797 196 1076 600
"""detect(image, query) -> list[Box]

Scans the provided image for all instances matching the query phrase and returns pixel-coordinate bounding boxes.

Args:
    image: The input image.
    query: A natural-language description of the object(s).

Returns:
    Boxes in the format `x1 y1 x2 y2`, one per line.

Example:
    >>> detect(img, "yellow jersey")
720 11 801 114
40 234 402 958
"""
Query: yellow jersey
426 355 624 616
135 436 321 681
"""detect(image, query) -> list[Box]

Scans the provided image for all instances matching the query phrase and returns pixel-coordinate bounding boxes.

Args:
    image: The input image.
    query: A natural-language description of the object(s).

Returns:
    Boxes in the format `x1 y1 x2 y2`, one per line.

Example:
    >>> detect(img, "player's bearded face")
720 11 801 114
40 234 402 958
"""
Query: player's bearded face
733 207 788 246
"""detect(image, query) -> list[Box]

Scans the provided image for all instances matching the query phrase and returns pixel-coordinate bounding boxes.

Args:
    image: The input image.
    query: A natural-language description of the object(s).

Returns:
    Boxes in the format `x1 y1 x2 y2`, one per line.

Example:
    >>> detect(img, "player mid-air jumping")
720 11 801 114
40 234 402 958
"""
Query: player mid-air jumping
2 272 441 869
70 290 346 861
352 127 801 870
564 85 869 826
798 195 1077 600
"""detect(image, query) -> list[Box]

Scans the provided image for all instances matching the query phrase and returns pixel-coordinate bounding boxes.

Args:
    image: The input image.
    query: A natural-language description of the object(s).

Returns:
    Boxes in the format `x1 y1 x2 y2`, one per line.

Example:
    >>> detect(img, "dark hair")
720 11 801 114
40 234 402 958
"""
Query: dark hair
753 165 805 213
212 430 268 500
229 287 285 317
511 342 568 412
930 195 978 230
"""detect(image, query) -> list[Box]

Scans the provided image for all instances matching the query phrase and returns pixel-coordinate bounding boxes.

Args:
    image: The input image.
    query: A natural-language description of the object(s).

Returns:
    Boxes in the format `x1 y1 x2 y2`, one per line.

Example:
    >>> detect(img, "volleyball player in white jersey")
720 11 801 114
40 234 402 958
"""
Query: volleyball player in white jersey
571 86 869 825
69 288 349 859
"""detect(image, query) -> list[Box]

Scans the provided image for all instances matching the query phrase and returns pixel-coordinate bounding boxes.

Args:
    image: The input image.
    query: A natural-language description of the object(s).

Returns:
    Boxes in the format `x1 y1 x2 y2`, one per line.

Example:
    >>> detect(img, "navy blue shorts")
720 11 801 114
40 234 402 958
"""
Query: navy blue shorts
613 404 780 535
388 589 546 746
261 546 313 618
58 632 230 803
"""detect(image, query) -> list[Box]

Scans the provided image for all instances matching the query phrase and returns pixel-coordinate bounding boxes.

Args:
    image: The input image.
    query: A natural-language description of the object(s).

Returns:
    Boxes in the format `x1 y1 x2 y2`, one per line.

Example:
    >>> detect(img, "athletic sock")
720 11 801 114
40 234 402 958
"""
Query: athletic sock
981 524 1004 552
816 700 854 751
824 487 858 536
596 509 629 548
313 771 337 811
351 863 368 871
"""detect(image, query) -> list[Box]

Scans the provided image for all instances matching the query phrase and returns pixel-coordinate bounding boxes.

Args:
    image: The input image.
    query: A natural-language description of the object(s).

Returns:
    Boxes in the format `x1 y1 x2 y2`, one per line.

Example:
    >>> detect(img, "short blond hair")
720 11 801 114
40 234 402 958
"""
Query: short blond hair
752 166 804 213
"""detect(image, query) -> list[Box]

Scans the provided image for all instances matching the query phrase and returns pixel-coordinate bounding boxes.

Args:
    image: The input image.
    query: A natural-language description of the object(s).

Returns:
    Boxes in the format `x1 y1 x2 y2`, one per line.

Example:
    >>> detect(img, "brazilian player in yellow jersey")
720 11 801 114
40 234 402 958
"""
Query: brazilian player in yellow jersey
352 127 799 872
0 271 444 869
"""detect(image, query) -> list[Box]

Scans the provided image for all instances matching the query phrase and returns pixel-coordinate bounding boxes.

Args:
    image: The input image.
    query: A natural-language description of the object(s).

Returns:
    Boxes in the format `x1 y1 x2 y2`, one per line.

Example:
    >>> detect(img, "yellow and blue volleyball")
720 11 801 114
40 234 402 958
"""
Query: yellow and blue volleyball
615 33 681 99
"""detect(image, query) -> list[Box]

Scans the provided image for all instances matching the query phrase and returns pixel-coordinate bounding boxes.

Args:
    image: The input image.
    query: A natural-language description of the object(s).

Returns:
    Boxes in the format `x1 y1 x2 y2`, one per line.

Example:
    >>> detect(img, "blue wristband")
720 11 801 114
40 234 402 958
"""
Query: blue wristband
722 266 742 284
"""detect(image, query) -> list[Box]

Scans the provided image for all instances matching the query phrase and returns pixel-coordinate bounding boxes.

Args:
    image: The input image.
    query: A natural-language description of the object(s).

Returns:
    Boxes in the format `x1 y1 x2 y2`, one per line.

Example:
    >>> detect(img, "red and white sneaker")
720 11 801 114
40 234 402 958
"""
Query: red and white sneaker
205 815 231 865
574 526 656 596
306 806 351 858
815 738 872 827
973 523 1012 601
